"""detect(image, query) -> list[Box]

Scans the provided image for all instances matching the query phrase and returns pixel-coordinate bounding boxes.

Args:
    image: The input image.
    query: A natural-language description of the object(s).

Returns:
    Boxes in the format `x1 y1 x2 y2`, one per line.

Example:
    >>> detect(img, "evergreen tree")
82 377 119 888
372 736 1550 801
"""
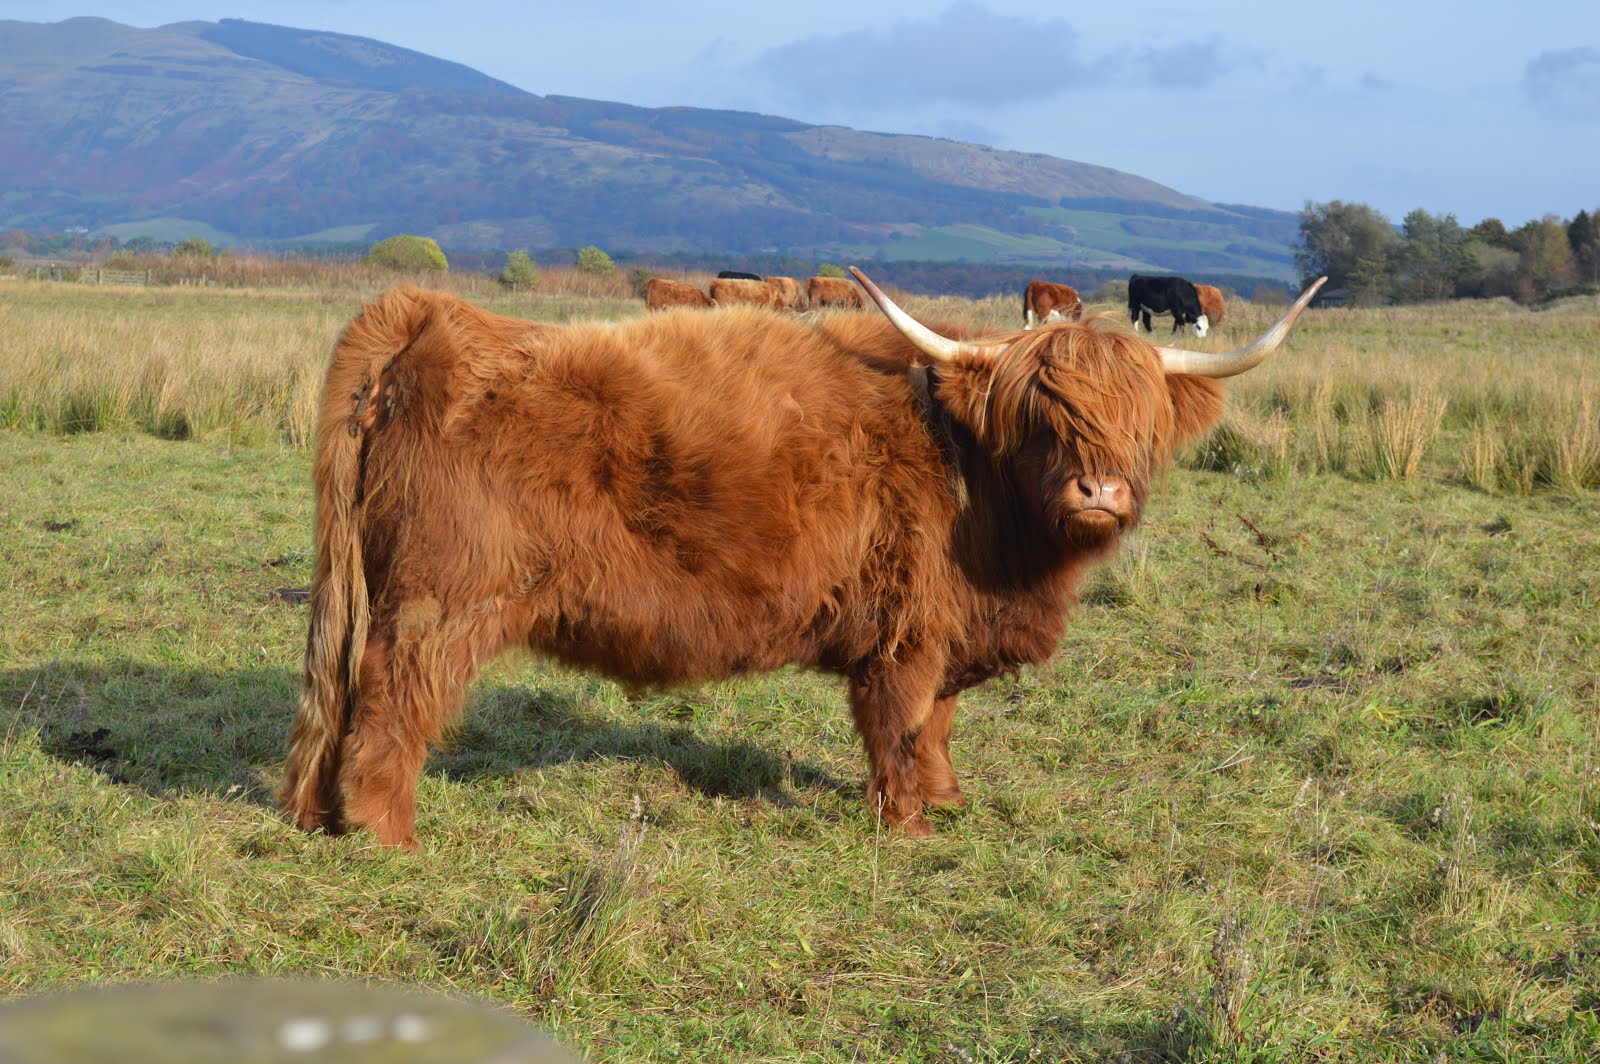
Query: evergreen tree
1397 209 1470 301
1567 209 1600 285
1470 217 1514 249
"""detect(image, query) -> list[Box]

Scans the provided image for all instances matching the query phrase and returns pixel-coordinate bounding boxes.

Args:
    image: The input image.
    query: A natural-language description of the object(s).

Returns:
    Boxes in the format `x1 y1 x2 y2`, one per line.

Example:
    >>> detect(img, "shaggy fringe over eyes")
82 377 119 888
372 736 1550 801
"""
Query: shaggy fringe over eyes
976 322 1179 480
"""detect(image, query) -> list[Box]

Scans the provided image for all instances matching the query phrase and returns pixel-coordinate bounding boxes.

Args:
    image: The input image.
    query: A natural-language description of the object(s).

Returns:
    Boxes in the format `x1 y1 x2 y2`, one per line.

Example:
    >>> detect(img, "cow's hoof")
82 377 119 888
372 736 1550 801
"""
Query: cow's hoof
372 828 423 853
893 812 935 837
923 788 966 810
286 804 342 835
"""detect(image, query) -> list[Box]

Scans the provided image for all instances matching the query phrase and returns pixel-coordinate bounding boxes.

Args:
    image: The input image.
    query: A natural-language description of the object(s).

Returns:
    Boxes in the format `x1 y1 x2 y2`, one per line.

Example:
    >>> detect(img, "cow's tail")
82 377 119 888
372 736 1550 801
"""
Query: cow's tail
280 286 432 830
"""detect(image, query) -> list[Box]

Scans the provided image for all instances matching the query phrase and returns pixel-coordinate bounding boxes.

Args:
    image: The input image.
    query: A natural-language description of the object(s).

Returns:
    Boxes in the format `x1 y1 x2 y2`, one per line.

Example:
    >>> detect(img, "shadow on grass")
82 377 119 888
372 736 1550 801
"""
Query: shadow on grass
0 661 849 811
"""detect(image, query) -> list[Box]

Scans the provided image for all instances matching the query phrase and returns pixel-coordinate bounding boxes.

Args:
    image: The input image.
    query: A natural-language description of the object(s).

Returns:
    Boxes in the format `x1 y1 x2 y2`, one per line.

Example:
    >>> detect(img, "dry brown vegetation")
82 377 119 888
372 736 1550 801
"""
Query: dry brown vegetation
3 278 1596 497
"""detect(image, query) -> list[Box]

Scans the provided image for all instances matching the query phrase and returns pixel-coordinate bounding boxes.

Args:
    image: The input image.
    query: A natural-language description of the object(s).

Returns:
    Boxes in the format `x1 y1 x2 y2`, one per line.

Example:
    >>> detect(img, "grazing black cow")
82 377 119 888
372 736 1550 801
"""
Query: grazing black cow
1128 274 1209 337
717 270 763 281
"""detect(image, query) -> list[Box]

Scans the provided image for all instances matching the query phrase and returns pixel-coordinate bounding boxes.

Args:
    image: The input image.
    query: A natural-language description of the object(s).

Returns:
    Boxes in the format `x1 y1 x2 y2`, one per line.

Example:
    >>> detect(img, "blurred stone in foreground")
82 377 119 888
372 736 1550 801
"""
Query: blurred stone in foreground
0 980 579 1063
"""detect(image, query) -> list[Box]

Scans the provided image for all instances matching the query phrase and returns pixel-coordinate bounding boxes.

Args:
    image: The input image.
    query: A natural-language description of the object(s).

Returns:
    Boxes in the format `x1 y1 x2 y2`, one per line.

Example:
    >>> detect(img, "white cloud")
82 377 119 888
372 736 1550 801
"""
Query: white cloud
751 3 1100 106
1523 46 1600 119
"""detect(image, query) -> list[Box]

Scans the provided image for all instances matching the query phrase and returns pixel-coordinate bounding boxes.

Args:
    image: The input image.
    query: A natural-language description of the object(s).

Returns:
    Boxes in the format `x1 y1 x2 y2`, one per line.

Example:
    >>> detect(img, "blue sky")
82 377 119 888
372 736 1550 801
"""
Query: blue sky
4 1 1596 226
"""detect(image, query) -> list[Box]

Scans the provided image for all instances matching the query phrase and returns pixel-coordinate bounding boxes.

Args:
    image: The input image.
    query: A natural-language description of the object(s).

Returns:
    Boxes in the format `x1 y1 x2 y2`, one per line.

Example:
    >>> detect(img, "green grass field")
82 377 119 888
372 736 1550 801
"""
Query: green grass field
2 279 1598 1061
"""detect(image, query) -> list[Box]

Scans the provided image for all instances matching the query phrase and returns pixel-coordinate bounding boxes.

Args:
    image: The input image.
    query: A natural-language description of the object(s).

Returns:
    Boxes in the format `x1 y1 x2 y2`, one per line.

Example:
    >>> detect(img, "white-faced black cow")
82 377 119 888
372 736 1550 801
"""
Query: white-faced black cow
1128 274 1209 337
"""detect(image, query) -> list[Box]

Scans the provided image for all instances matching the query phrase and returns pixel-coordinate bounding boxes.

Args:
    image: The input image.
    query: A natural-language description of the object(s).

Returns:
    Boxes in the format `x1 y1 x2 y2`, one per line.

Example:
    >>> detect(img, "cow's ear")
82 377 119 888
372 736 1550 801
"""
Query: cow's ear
1166 372 1226 444
929 359 1004 449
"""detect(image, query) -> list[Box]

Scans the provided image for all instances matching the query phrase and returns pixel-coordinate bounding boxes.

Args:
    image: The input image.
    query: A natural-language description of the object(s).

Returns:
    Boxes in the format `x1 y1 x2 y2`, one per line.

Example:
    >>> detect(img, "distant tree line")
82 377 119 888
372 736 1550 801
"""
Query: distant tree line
1296 201 1600 306
0 227 1296 303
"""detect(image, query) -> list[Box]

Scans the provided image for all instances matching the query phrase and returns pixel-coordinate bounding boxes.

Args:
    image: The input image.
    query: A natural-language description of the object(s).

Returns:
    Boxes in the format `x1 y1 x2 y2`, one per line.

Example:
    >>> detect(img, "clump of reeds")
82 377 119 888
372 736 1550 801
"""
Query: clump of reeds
1356 387 1448 481
1545 390 1600 493
1187 407 1293 480
1455 387 1599 494
1172 909 1303 1062
538 799 652 993
1433 790 1478 922
1462 420 1505 493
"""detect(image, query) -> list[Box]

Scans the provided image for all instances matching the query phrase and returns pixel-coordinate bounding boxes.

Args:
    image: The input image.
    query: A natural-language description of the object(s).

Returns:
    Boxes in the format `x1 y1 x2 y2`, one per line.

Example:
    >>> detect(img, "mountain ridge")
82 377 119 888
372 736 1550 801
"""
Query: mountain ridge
0 17 1300 283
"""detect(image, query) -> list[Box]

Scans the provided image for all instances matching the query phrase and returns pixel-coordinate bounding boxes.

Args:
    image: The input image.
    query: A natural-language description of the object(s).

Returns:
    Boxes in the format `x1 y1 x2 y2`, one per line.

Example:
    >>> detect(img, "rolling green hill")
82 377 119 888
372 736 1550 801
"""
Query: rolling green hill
0 17 1300 283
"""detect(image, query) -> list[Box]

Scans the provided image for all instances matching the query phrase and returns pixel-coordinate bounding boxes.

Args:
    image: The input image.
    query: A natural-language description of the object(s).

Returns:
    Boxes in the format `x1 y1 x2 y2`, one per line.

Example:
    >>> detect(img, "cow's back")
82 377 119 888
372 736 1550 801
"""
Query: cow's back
766 276 806 310
808 276 864 309
710 277 783 308
646 277 711 311
368 300 955 685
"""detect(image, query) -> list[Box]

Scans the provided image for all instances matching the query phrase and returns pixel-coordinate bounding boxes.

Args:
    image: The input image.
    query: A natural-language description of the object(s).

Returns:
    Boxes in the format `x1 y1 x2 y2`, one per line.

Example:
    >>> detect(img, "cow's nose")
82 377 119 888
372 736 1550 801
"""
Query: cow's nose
1075 475 1127 511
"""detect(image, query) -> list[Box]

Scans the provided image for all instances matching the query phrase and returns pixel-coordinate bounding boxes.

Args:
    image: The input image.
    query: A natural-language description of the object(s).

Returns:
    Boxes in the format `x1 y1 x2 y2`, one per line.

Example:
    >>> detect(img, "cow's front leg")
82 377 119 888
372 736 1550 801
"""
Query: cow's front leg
847 648 943 836
915 694 964 809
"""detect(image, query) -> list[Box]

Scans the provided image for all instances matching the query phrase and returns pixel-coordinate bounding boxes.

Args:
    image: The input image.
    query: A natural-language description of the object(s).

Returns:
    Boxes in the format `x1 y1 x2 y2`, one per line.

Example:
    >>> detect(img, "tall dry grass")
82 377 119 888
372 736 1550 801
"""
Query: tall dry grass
0 270 643 445
1188 297 1599 492
1 274 1597 495
55 253 649 302
0 286 336 445
1355 387 1448 481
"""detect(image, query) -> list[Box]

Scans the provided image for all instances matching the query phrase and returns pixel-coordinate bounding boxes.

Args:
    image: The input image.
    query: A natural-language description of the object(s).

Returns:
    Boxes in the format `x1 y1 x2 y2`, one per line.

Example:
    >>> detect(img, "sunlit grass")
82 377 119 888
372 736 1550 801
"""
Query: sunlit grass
2 274 1599 1060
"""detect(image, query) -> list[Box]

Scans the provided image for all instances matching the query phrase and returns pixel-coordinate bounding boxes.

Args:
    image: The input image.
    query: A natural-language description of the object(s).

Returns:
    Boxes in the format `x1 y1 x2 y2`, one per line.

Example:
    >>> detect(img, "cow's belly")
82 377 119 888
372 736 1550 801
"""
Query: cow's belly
507 527 856 689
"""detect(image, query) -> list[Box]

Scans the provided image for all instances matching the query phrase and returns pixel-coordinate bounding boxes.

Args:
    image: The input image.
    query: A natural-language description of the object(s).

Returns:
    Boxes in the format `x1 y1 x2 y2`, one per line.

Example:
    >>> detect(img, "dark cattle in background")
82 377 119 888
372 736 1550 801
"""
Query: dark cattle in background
716 270 763 281
1022 280 1083 329
645 277 712 311
807 275 864 309
1128 274 1209 337
710 276 785 309
280 270 1326 850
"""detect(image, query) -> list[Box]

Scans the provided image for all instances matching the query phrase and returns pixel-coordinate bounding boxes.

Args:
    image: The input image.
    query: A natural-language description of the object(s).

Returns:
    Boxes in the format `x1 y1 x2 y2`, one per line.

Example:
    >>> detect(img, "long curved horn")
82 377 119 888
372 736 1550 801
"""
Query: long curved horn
1156 276 1328 378
850 267 1004 364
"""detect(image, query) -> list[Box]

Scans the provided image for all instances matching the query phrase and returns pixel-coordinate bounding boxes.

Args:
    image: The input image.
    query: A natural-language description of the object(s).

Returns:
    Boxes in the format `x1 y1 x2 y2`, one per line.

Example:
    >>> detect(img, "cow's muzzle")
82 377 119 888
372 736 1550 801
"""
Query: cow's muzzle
1056 475 1137 545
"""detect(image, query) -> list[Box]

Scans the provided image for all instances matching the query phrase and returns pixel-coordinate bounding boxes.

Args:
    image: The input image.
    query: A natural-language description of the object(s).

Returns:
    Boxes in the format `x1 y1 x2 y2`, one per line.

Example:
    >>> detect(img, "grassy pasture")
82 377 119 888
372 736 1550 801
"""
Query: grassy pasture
1 279 1598 1061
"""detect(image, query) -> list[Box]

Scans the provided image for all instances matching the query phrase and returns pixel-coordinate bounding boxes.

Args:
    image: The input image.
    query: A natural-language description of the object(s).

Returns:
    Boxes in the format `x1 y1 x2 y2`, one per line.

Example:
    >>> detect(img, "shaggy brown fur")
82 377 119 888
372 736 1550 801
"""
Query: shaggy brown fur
281 286 1225 849
710 276 784 309
645 277 712 311
807 276 864 309
1195 284 1227 327
1023 280 1083 328
765 276 806 310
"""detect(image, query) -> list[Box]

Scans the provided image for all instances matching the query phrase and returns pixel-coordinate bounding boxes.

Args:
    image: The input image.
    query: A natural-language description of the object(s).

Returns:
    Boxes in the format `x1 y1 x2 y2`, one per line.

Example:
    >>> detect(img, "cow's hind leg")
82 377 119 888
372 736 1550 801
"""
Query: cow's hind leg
915 694 965 810
339 599 502 851
282 733 346 836
847 649 943 836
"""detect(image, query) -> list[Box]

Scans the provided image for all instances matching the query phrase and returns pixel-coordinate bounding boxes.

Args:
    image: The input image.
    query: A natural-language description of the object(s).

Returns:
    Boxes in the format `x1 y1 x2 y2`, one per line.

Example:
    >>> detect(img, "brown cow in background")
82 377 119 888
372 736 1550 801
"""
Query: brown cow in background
281 269 1326 849
645 277 712 311
1195 284 1227 328
1022 280 1082 329
710 276 785 309
807 275 864 309
765 276 806 310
